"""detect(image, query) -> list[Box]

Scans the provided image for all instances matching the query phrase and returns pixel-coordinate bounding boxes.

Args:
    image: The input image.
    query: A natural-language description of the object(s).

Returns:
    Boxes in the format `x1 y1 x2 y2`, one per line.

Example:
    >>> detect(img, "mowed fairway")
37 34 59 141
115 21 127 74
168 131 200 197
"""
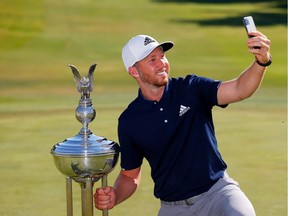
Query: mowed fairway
0 0 286 216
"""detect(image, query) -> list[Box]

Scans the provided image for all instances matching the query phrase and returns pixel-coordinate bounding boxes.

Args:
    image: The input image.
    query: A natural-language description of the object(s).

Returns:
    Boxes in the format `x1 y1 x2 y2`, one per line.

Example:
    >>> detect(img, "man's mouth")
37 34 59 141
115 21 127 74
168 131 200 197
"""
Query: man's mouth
158 71 167 76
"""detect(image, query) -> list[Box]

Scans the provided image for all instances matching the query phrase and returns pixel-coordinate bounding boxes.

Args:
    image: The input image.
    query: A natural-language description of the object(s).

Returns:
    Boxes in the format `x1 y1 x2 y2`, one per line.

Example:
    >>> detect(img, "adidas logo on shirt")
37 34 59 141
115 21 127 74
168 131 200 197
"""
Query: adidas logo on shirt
179 105 190 116
144 37 156 46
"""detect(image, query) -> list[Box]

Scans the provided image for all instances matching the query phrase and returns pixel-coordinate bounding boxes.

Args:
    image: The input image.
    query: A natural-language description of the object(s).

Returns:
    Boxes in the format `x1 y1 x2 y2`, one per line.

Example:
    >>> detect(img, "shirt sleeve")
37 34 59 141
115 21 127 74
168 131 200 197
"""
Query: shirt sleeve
118 116 144 170
187 75 226 107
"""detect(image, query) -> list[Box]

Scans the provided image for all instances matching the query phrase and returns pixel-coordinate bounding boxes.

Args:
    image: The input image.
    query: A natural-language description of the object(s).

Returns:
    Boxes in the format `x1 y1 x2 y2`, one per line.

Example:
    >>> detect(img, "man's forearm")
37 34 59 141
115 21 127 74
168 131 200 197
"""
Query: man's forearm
235 60 267 99
114 170 141 205
218 60 268 105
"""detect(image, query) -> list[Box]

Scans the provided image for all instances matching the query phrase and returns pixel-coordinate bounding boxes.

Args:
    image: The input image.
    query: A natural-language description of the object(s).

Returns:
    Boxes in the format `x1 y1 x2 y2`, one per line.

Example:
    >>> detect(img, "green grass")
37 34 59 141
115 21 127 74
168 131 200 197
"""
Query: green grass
0 0 286 215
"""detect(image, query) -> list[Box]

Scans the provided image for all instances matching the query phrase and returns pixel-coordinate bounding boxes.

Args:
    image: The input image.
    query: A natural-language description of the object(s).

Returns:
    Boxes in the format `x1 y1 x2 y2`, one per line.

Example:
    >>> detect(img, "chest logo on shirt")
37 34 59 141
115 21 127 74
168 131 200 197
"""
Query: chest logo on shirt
179 105 190 116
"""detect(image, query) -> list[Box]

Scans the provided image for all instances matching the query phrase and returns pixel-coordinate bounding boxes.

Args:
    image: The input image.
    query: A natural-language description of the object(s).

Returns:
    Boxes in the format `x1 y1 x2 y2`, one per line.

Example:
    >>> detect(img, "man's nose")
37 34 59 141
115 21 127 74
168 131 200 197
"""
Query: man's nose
157 58 166 68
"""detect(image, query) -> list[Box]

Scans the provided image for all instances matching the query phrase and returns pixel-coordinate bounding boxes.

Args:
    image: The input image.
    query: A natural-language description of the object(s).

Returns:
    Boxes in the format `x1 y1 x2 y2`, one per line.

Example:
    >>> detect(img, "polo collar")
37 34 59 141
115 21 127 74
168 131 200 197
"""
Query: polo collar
138 79 172 104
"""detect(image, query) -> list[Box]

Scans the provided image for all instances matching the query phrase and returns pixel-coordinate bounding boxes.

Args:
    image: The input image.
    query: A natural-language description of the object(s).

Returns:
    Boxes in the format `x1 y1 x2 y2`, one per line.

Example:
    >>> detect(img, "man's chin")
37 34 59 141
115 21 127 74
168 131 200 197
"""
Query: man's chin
155 78 168 87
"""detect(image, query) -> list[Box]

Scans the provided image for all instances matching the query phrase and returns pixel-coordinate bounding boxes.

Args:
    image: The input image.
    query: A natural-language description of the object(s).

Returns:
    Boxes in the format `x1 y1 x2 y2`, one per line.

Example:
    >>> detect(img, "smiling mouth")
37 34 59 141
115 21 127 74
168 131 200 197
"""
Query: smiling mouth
158 71 167 76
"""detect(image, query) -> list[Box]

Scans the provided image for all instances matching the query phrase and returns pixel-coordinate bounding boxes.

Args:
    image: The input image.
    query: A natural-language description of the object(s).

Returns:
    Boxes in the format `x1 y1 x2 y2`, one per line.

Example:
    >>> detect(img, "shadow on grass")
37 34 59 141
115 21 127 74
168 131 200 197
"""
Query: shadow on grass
171 12 287 27
153 0 286 5
153 0 287 26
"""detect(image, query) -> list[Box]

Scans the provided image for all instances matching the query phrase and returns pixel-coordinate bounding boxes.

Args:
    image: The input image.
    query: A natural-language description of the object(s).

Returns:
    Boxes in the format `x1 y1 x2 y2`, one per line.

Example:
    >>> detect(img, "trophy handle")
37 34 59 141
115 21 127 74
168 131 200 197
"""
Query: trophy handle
66 177 73 216
101 175 108 216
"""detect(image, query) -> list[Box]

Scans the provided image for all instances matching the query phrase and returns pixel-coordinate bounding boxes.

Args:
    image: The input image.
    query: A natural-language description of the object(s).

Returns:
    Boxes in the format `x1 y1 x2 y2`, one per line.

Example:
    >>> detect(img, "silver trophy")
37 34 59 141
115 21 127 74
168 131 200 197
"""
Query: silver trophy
51 64 120 216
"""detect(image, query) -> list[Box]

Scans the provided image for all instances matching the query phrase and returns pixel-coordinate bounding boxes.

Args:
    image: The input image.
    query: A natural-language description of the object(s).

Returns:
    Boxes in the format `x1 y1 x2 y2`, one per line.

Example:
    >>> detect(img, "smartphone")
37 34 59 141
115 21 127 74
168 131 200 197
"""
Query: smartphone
243 16 257 37
243 16 260 48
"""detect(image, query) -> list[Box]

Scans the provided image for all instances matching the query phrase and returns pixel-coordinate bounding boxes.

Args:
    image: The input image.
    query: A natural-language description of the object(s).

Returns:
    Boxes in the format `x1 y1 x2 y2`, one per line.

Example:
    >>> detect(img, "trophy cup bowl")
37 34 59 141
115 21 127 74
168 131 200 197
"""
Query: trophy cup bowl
51 133 120 183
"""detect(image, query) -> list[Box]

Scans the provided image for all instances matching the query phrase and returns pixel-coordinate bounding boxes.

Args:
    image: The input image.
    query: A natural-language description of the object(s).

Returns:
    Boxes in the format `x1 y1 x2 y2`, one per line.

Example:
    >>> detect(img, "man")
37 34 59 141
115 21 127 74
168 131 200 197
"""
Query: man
94 32 271 215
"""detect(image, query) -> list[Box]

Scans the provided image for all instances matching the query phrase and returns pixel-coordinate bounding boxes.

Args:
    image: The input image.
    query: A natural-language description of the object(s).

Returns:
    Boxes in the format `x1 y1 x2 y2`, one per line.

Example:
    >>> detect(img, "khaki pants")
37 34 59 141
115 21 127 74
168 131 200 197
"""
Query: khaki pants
158 173 256 216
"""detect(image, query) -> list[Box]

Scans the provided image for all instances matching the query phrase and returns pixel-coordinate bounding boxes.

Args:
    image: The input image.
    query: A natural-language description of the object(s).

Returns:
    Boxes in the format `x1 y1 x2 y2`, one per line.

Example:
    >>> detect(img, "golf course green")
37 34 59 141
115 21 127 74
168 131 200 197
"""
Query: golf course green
0 0 286 215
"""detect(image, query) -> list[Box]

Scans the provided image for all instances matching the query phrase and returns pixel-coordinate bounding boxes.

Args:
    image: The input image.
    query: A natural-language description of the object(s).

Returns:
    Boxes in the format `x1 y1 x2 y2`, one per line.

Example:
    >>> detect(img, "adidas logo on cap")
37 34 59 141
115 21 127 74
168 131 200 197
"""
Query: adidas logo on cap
144 37 156 46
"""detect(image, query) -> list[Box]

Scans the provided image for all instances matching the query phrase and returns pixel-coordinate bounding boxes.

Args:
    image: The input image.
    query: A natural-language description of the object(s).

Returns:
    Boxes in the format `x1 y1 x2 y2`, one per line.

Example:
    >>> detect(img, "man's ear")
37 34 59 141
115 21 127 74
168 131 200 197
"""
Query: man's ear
128 66 139 78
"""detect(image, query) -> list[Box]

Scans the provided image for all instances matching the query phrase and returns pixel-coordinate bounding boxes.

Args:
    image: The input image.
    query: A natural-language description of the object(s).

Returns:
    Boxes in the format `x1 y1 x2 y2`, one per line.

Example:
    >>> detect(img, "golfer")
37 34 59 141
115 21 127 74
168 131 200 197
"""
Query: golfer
94 32 271 215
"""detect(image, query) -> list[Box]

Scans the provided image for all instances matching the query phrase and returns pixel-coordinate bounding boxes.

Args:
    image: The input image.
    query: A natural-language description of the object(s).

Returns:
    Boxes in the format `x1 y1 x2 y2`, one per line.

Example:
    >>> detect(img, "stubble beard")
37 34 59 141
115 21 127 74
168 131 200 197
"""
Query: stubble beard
139 70 169 88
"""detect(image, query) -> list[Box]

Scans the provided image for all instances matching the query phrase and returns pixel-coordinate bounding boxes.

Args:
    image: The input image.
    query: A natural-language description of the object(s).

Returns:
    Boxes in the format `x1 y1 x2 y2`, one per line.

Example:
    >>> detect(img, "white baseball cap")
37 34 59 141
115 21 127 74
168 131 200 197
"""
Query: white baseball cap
122 35 174 71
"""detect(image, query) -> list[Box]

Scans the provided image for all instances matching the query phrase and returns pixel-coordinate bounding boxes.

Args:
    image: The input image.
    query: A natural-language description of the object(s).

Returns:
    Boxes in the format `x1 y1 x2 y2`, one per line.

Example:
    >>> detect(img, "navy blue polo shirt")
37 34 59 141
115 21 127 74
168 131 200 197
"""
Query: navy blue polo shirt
118 74 227 201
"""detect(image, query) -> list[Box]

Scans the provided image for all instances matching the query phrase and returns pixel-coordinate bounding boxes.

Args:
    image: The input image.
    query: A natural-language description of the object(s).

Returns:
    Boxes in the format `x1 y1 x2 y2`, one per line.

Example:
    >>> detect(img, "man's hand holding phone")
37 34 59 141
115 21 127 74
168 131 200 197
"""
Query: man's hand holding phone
243 16 272 66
